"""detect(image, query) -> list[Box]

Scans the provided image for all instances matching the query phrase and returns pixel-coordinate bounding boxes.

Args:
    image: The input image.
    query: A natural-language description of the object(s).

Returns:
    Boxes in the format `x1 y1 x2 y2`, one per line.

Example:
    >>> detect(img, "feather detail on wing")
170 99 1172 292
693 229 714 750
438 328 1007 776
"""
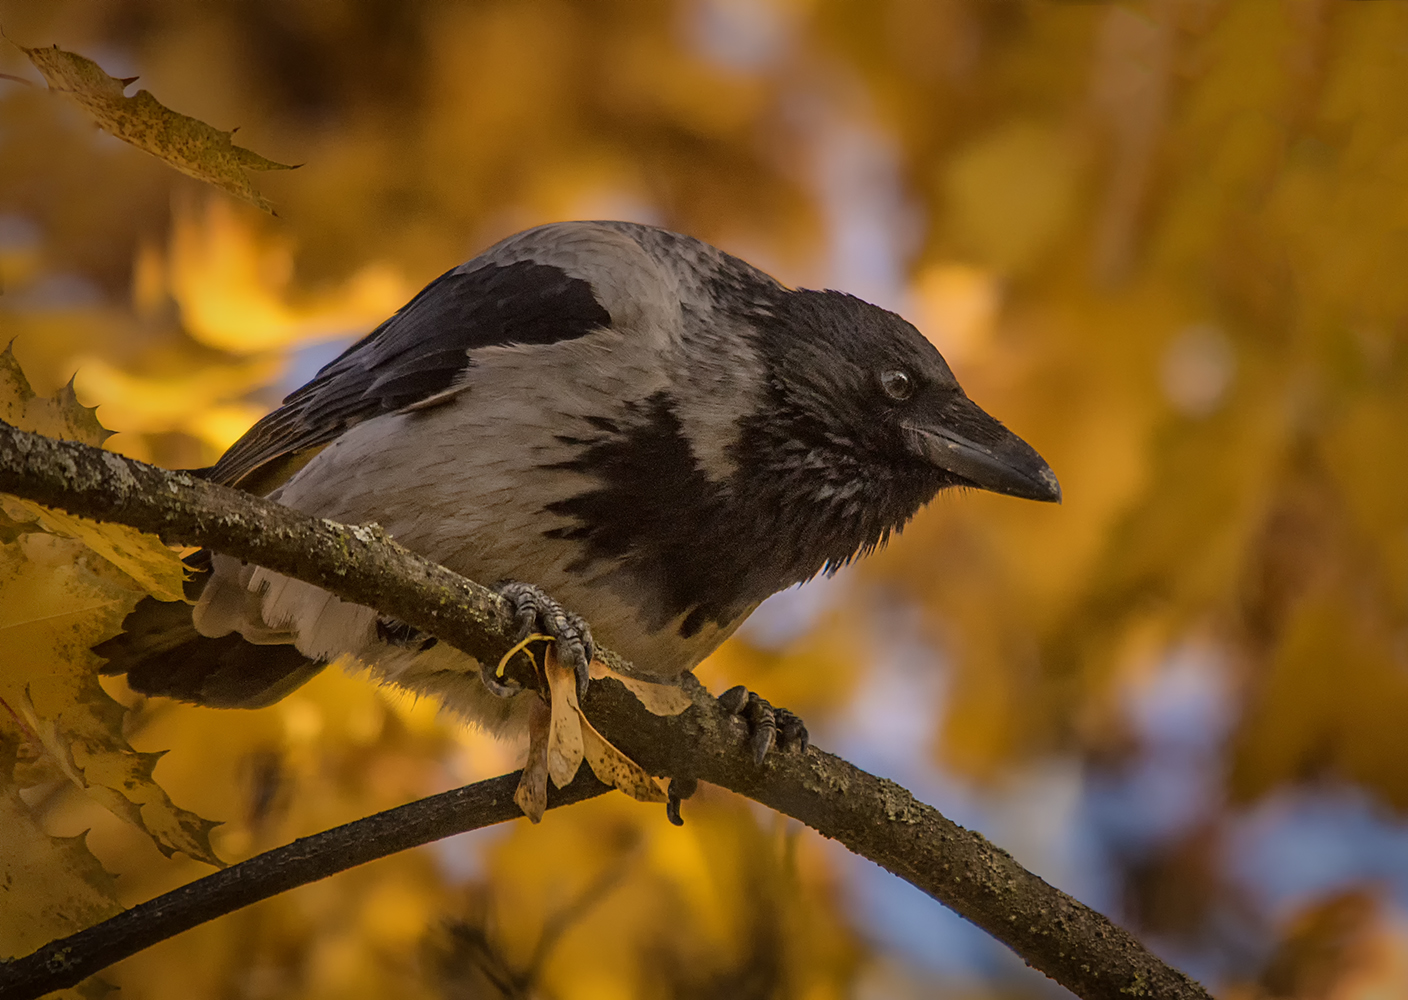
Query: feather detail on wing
208 259 612 490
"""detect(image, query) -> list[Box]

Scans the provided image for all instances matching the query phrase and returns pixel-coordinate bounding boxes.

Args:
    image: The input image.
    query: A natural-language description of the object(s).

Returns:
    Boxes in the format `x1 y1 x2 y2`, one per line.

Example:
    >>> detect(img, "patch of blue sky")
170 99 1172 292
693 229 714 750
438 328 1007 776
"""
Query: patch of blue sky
1226 786 1408 918
738 571 850 650
8 272 104 310
813 119 924 312
1089 645 1234 854
816 603 1111 989
273 337 356 399
685 0 792 75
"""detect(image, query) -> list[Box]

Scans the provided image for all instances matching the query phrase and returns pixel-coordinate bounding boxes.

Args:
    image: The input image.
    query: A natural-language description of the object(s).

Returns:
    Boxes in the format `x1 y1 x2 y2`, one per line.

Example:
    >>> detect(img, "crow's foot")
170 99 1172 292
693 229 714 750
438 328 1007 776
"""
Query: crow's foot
718 685 808 765
493 582 595 700
665 776 697 827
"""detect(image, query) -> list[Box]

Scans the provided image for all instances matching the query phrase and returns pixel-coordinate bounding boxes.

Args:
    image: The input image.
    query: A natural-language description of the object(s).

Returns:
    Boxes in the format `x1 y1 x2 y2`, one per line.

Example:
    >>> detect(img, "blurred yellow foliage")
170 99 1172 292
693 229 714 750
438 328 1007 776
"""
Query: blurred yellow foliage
163 201 408 355
943 121 1080 275
912 261 1000 364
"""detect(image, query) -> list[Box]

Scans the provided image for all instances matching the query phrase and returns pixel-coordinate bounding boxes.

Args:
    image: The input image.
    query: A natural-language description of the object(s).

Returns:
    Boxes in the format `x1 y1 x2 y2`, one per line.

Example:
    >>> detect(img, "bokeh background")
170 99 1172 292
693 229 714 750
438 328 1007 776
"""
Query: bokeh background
4 1 1408 997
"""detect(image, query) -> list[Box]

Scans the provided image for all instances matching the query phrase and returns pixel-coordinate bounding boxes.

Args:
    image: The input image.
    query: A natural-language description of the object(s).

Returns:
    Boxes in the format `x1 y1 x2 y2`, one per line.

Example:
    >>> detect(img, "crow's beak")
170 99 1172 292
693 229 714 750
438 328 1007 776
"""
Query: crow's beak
905 394 1061 503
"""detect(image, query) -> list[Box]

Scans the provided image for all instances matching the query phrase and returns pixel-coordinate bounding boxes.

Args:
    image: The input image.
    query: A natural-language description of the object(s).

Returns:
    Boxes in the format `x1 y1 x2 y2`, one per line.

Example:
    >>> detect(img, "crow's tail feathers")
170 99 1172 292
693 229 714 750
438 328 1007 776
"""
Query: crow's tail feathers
94 551 326 709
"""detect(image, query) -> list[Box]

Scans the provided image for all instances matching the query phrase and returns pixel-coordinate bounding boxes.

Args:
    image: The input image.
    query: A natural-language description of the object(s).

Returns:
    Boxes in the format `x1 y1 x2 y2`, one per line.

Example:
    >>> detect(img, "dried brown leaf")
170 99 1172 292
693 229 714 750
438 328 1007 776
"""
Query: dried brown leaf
522 651 667 810
545 649 585 789
515 695 552 824
22 43 295 213
578 709 667 805
589 659 692 717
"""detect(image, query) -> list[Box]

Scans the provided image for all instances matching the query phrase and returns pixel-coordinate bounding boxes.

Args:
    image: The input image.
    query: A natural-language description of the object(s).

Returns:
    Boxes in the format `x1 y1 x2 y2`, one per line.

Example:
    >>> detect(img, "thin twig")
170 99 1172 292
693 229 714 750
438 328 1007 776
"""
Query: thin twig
525 848 634 982
0 770 610 1000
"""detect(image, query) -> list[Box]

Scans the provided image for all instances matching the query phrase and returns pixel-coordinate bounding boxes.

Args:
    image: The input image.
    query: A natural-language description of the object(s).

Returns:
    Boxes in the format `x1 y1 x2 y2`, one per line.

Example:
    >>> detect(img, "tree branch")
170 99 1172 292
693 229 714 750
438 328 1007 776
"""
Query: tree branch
0 771 610 1000
0 419 1213 1000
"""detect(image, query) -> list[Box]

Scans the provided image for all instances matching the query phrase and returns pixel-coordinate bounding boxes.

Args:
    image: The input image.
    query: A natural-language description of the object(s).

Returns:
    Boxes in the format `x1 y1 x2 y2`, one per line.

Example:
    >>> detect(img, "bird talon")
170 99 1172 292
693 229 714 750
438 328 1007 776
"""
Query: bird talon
571 647 591 702
495 582 596 700
748 697 777 764
718 684 749 714
666 776 697 826
514 607 538 643
718 685 804 765
750 722 775 765
776 708 809 752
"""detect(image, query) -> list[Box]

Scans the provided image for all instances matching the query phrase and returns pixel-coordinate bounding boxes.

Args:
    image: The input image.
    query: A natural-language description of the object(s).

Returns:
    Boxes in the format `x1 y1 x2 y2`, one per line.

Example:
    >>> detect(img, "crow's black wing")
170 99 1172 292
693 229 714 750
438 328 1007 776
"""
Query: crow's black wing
208 259 612 491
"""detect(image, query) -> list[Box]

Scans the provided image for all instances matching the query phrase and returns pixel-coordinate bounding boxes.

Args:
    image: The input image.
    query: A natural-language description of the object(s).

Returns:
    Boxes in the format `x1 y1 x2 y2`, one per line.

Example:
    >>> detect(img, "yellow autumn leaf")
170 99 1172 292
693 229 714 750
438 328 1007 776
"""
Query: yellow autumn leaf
0 345 185 601
0 344 111 445
0 730 122 974
0 497 187 604
22 42 295 213
0 533 222 867
0 351 219 865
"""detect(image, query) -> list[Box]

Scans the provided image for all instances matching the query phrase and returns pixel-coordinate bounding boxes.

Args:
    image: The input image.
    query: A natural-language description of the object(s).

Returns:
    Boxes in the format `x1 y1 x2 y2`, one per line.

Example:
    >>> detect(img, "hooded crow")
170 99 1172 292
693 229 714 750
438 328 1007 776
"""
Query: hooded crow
97 220 1059 766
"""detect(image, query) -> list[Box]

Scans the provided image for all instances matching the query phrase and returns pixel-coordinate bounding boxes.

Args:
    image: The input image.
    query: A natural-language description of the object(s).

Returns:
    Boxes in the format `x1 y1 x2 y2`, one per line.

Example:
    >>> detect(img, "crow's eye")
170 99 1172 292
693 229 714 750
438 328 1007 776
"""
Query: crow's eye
880 369 913 401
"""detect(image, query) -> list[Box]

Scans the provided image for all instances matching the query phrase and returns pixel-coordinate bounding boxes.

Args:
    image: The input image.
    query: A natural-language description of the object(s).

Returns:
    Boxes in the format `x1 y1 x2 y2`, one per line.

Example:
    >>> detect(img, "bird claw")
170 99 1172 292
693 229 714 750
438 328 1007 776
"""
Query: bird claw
718 685 809 765
494 581 595 701
665 776 697 826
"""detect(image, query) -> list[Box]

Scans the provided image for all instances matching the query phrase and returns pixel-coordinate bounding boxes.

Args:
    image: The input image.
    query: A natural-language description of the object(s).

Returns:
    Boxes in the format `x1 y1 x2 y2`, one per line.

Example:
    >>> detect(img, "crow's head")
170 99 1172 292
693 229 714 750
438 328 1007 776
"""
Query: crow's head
734 288 1058 572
